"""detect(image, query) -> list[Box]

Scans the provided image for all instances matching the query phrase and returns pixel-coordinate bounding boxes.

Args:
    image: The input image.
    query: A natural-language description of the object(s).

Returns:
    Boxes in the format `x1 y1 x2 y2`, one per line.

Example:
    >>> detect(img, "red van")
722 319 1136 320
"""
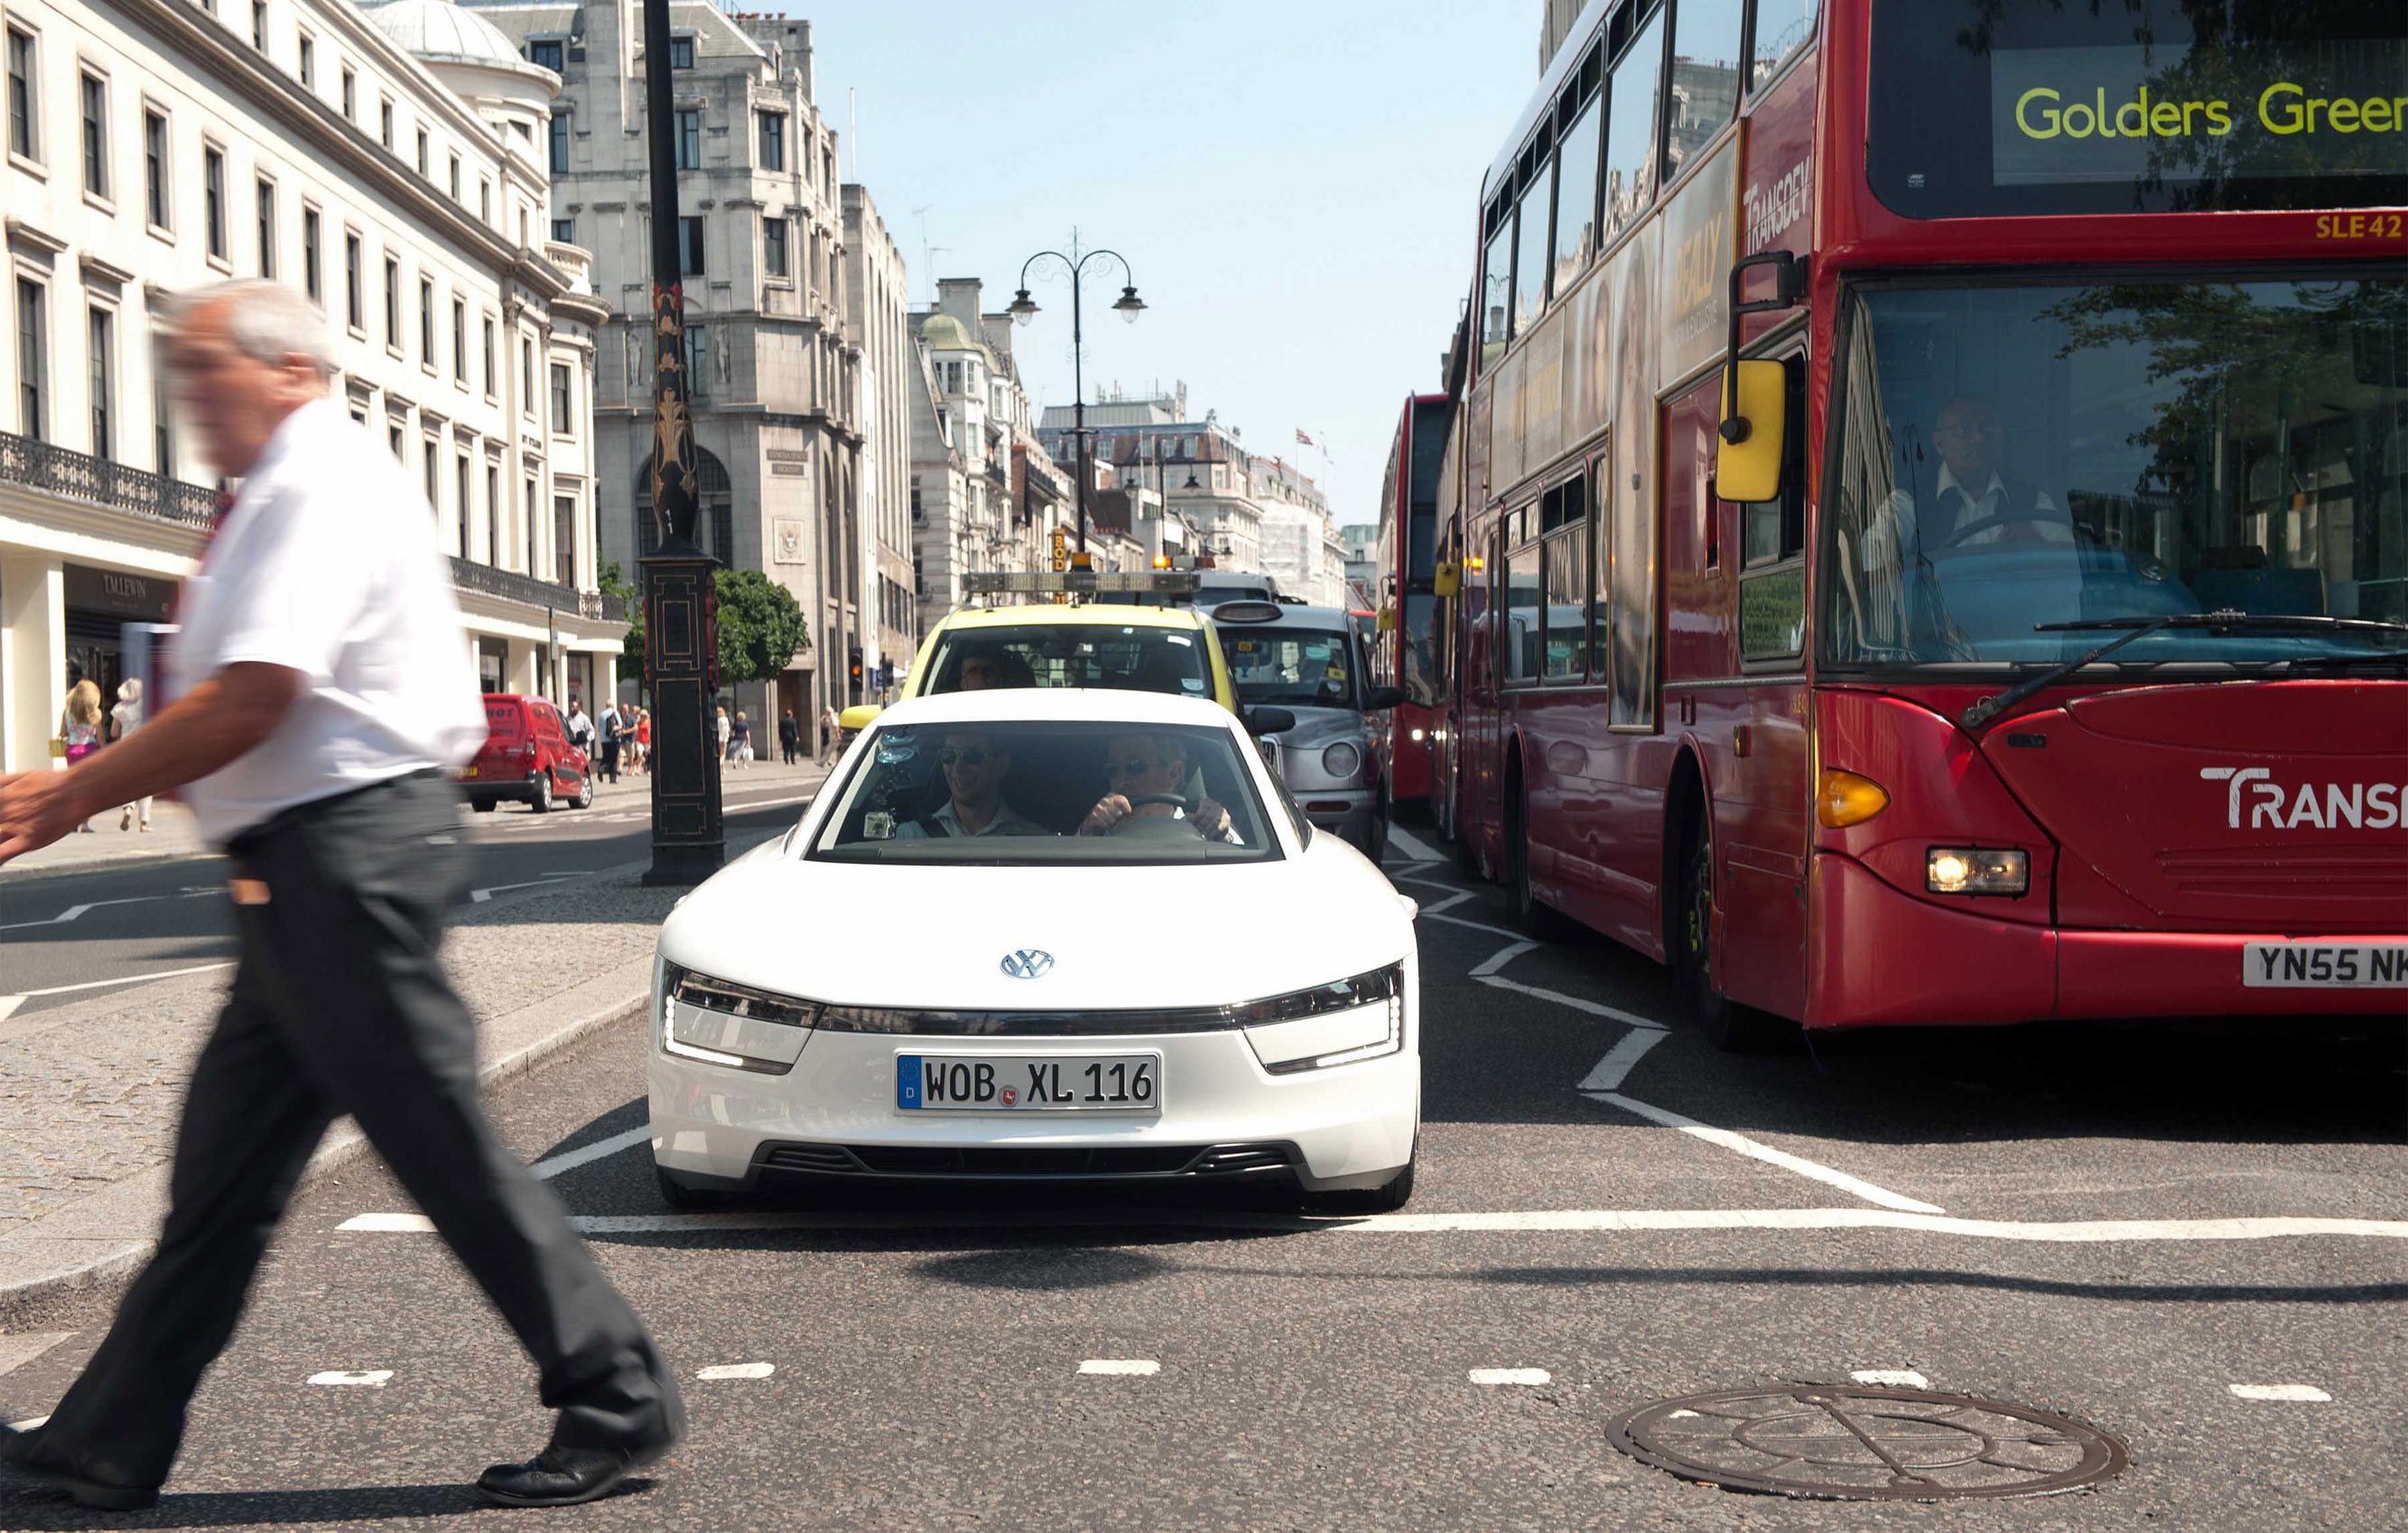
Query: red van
459 693 593 813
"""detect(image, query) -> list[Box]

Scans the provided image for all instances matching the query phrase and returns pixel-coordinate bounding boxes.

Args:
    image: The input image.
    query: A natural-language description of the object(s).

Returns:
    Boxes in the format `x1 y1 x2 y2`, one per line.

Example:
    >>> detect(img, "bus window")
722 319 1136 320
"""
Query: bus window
1587 445 1614 676
1514 153 1556 331
1553 48 1604 293
1748 0 1818 94
1482 204 1514 359
1602 7 1666 241
1502 512 1542 686
1541 471 1590 680
1666 0 1743 183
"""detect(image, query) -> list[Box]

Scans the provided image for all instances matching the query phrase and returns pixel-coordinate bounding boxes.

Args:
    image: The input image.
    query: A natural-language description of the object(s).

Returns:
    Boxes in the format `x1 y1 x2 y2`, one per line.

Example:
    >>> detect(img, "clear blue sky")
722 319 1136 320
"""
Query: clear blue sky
802 1 1533 528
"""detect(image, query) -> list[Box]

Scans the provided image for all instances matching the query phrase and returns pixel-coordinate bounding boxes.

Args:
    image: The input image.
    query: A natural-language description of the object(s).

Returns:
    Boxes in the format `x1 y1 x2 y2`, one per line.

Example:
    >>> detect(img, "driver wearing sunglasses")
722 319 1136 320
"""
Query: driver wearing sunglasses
1078 733 1238 843
893 731 1052 839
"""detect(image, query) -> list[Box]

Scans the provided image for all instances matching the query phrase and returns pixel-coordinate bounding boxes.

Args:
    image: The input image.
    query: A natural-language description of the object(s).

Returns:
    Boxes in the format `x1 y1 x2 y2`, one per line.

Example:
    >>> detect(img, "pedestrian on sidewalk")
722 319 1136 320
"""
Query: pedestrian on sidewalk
597 699 622 784
562 697 595 758
109 678 153 832
819 701 840 765
730 710 753 767
777 709 799 766
633 707 651 774
59 681 104 832
714 705 731 764
0 281 683 1513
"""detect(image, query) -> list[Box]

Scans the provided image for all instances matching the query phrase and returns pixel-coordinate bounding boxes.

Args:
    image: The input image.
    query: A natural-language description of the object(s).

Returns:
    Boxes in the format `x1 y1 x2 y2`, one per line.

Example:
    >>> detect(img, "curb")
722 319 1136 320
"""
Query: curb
0 849 222 886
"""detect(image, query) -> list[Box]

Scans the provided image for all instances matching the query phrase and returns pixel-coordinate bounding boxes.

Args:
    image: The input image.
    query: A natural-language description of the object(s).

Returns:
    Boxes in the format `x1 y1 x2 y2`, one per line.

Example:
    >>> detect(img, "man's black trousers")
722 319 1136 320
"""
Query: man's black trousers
35 771 682 1485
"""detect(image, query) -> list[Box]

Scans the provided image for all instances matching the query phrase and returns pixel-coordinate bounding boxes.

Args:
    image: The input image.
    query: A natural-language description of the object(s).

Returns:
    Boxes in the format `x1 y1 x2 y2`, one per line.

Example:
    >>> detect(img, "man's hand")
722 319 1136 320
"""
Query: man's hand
0 771 95 865
1079 794 1133 836
1192 796 1232 841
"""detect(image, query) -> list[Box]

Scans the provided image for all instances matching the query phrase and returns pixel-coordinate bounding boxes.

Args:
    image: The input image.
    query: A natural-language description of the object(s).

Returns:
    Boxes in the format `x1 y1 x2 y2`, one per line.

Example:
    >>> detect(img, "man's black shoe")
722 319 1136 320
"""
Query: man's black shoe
0 1423 162 1511
475 1442 665 1509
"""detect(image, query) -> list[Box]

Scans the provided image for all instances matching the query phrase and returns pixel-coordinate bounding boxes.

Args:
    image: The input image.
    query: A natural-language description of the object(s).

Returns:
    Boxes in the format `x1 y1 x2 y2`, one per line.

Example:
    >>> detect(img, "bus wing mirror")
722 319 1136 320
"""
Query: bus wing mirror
1716 359 1788 504
1434 561 1462 598
1364 684 1407 711
1377 606 1399 632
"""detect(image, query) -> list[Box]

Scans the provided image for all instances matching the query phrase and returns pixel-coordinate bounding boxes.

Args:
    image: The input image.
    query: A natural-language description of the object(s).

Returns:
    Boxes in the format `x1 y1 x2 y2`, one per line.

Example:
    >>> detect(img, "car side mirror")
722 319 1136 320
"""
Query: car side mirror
1245 706 1297 737
1364 685 1407 711
837 704 881 733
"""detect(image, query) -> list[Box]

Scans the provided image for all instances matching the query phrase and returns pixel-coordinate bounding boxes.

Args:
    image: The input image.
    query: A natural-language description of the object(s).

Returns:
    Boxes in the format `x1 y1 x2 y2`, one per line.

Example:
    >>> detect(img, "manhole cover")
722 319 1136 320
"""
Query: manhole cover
1605 1385 2128 1501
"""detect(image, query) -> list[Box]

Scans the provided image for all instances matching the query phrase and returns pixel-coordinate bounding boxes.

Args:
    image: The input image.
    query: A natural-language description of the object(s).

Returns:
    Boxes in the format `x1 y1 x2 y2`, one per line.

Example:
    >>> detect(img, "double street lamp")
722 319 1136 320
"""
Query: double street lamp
1006 237 1143 555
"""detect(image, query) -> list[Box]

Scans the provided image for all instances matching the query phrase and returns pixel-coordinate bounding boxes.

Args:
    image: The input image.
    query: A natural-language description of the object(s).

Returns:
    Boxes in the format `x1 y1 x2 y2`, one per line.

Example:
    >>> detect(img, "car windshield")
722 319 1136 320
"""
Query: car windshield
1218 627 1358 707
1824 276 2408 668
809 720 1278 865
921 622 1214 700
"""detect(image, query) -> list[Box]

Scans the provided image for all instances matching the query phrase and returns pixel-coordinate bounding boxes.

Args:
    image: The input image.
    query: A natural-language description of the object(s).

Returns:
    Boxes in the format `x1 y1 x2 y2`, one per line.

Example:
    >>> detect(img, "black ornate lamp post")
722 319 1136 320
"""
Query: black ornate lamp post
638 0 721 884
1006 234 1143 556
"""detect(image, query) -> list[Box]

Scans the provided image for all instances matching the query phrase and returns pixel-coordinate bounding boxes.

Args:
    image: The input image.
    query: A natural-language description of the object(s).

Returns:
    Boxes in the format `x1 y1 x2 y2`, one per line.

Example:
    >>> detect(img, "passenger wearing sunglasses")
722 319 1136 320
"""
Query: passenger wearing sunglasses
1078 733 1239 843
893 732 1051 840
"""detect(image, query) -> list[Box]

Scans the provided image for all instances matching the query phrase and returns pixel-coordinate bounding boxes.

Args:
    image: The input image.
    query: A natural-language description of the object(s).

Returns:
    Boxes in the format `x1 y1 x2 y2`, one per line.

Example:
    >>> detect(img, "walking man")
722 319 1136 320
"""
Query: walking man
819 701 841 765
0 281 683 1511
597 697 623 784
563 697 595 757
777 709 800 766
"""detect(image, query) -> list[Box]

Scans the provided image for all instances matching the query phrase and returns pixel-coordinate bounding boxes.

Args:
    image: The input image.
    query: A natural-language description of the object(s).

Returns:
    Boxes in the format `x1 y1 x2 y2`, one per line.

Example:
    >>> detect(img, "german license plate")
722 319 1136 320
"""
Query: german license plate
897 1053 1161 1113
2242 942 2408 989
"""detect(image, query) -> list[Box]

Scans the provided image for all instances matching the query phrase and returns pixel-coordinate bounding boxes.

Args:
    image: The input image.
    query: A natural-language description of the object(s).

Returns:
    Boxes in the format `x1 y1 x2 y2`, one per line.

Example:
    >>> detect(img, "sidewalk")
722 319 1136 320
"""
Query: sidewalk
0 837 779 1327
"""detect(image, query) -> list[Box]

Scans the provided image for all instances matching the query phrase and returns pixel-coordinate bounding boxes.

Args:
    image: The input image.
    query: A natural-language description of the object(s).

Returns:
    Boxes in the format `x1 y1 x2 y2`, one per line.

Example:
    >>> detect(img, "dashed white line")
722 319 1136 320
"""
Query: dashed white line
1468 1368 1551 1386
0 961 240 1021
307 1370 392 1387
697 1362 776 1380
1077 1360 1159 1376
1591 1092 1945 1213
1469 941 1541 978
529 1126 653 1180
1384 825 1441 863
1851 1369 1931 1389
2228 1383 2331 1402
9 1416 51 1430
1576 1029 1669 1092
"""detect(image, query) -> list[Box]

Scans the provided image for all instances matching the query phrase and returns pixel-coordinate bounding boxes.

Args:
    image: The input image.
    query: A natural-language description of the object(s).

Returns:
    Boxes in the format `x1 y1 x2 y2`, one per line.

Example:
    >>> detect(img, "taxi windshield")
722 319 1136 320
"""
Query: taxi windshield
921 623 1213 700
1218 627 1359 708
810 720 1278 864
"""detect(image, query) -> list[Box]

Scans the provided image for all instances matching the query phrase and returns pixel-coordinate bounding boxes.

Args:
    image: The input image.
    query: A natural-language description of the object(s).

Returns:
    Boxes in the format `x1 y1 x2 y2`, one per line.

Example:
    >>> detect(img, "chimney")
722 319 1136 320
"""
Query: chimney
935 277 982 329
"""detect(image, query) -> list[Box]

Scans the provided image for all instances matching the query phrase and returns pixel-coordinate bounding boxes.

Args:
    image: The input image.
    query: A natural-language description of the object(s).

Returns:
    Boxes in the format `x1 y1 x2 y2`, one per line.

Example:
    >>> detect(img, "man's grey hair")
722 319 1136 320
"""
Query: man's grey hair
162 280 333 376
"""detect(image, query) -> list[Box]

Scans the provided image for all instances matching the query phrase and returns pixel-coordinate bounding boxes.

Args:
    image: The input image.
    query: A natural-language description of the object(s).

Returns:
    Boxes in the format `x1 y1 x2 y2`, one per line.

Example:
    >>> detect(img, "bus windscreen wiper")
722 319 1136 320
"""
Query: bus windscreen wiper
1961 610 2408 729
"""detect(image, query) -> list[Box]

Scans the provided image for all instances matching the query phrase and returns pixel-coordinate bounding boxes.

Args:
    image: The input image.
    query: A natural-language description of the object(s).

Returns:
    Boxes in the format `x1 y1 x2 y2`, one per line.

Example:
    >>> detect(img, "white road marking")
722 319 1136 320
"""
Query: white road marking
338 1209 2408 1243
1385 825 1440 862
1077 1360 1160 1376
1421 911 1529 941
307 1370 392 1387
470 876 580 904
529 1126 654 1180
2228 1383 2332 1402
1468 1368 1551 1386
1852 1370 1930 1389
0 1332 74 1379
1576 1029 1670 1092
1592 1092 1945 1213
1483 975 1669 1030
0 889 219 933
1415 889 1475 917
1469 941 1541 978
9 1416 50 1430
0 961 239 1019
697 1362 776 1380
0 998 20 1023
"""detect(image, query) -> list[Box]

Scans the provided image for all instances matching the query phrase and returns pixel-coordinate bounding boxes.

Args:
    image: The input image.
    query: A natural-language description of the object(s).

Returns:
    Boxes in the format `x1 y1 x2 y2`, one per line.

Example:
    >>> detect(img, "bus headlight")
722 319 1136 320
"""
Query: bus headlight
1926 847 2029 897
1322 742 1362 780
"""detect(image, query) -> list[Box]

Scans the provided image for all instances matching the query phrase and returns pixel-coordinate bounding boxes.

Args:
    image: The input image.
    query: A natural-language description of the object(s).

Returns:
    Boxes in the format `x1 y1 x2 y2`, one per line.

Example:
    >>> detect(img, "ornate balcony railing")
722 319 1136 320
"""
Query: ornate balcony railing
0 431 218 529
448 556 624 623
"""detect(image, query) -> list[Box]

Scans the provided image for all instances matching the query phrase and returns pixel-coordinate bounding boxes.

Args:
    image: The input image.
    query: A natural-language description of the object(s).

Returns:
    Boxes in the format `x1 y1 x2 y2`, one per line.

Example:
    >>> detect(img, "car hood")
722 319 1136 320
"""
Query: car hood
659 841 1413 1011
1260 704 1372 750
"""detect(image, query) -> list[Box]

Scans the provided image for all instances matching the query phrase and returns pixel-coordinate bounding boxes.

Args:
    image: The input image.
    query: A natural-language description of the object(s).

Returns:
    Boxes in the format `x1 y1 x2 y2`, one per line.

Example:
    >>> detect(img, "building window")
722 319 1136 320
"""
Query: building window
482 316 496 396
486 464 499 564
554 495 575 585
669 35 693 70
678 216 704 275
383 256 399 347
255 179 276 278
301 203 319 298
87 306 112 458
379 98 393 147
551 216 572 244
521 336 535 413
455 453 470 552
683 325 705 390
674 109 700 170
6 26 37 163
387 423 401 459
756 109 785 171
153 370 172 474
419 275 433 360
142 107 168 228
550 362 571 431
14 278 43 439
422 437 437 509
344 231 362 330
205 148 228 261
763 217 787 278
250 1 266 50
479 177 490 222
339 66 355 121
452 298 465 381
297 32 312 87
526 39 562 72
447 153 459 200
547 111 567 172
524 475 539 571
79 70 107 199
415 126 428 175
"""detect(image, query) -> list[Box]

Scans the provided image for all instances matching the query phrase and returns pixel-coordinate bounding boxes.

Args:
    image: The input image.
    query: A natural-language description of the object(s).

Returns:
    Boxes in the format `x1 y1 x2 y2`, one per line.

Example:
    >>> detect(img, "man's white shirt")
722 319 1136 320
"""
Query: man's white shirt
1866 464 2069 585
893 799 1053 839
169 398 485 845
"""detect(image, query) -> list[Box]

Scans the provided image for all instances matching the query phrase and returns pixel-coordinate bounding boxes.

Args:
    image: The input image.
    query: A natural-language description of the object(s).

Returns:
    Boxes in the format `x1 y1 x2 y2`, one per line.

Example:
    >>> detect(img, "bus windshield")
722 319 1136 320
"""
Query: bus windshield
1823 275 2408 669
1867 0 2407 218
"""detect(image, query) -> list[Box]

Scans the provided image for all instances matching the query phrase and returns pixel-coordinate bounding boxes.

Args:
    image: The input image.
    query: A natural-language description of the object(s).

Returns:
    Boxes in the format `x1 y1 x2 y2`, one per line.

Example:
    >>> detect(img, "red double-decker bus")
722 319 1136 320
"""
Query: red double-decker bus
1437 0 2405 1044
1371 393 1456 806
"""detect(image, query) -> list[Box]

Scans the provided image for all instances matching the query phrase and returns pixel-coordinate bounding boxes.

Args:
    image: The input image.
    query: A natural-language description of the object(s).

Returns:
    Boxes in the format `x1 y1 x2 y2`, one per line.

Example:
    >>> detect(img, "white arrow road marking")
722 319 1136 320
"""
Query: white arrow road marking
1078 1360 1159 1376
0 961 240 1022
1385 826 1440 862
1589 1092 1944 1214
1852 1370 1930 1389
307 1370 392 1387
696 1362 775 1380
2228 1383 2331 1402
529 1127 653 1180
1469 1368 1551 1386
1469 941 1541 977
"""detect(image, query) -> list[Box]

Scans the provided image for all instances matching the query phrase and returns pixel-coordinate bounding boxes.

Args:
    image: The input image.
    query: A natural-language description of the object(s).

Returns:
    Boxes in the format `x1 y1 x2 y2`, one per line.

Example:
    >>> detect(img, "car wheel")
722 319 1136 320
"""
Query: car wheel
530 774 554 814
655 1163 730 1210
1678 818 1789 1054
470 798 497 813
572 772 593 810
1301 1157 1414 1217
1504 780 1574 940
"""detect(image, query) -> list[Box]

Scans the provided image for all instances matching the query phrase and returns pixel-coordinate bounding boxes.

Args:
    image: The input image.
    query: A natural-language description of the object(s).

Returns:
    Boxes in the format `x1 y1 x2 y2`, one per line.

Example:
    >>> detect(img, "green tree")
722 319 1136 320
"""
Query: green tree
599 561 644 681
712 567 811 686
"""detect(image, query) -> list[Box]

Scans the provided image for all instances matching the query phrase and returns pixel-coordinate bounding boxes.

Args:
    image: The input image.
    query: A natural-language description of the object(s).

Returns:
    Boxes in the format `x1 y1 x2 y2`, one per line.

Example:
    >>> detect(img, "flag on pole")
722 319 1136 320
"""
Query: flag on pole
1295 429 1314 447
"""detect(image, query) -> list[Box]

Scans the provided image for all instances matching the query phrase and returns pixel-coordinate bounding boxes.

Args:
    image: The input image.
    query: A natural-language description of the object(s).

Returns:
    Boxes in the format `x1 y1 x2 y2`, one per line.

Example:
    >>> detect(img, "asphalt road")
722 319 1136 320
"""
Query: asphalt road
0 776 826 1018
3 835 2401 1529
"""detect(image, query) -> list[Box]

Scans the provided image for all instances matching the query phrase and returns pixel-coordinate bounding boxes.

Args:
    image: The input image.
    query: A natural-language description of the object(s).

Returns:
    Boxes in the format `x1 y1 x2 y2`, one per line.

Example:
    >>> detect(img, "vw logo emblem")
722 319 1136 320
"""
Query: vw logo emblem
999 949 1055 980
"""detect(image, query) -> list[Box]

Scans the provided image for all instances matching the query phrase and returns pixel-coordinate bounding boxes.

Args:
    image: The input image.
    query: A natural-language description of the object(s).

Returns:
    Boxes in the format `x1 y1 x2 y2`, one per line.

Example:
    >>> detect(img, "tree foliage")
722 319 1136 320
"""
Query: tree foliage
600 562 811 692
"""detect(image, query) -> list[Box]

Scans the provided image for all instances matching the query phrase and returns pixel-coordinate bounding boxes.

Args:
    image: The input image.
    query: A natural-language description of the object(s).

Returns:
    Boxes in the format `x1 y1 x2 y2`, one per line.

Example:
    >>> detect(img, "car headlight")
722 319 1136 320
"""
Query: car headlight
1242 963 1408 1073
1321 742 1362 779
1926 847 2030 897
659 961 816 1073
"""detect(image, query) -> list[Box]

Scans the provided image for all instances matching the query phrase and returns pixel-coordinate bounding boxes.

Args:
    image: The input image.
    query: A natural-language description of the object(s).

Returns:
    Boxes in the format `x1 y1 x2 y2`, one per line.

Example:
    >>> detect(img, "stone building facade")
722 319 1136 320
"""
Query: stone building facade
841 181 913 698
